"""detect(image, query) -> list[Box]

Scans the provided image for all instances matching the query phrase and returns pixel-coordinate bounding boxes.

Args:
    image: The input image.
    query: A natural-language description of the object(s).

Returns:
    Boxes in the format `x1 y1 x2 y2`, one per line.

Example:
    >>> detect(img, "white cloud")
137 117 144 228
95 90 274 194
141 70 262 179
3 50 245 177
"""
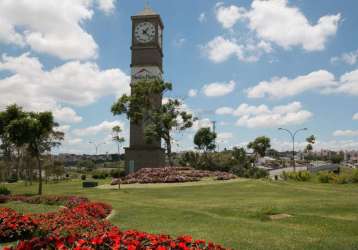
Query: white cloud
333 69 358 96
216 102 312 129
203 36 242 63
217 132 233 143
173 38 186 47
202 36 271 63
56 125 71 133
215 0 340 52
0 53 130 114
215 3 246 29
215 107 235 115
271 138 358 151
188 89 198 97
202 80 236 97
353 113 358 121
0 0 116 60
247 70 337 99
53 107 83 124
67 138 83 145
331 49 358 65
73 120 124 137
333 130 358 137
192 118 213 130
96 0 116 14
198 13 207 23
233 102 312 128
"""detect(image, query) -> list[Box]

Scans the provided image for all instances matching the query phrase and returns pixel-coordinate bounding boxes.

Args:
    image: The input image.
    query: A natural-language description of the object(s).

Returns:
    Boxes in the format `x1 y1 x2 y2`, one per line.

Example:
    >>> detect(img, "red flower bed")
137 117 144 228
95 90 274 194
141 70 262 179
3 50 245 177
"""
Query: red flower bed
120 167 237 184
1 195 232 250
0 208 37 243
8 227 228 250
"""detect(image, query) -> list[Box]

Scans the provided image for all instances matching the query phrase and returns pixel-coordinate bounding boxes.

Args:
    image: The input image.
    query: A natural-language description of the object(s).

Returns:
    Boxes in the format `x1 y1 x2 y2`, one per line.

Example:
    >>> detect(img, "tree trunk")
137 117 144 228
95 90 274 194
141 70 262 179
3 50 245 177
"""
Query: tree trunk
37 156 42 195
165 137 173 166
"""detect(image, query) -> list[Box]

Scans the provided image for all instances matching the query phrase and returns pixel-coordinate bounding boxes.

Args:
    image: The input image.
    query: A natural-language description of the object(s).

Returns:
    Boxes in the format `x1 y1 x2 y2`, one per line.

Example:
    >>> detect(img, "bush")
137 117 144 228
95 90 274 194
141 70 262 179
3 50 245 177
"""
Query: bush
281 171 311 182
232 166 268 179
352 169 358 183
83 181 98 188
0 186 11 195
335 174 350 184
81 174 86 180
92 171 109 179
318 171 336 183
110 169 126 178
6 176 18 183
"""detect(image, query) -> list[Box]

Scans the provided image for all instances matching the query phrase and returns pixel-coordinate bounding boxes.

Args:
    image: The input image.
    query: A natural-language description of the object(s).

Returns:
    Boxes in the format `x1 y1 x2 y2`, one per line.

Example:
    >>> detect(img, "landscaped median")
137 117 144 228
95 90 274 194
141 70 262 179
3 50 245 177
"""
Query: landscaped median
0 195 231 250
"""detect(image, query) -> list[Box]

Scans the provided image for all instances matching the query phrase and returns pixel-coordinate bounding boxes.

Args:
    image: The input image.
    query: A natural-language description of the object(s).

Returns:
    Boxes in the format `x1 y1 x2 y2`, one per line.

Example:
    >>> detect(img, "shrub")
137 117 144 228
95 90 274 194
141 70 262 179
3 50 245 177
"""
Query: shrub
81 174 86 180
82 181 98 188
352 169 358 183
318 171 336 183
281 171 311 182
335 174 350 184
6 176 17 183
110 169 126 178
233 167 268 179
92 171 108 179
0 186 11 195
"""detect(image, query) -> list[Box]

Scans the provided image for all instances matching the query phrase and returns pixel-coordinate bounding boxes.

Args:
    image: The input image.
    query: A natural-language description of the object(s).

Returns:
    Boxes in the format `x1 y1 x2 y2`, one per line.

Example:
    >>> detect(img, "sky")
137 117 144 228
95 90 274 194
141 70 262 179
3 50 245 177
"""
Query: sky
0 0 358 155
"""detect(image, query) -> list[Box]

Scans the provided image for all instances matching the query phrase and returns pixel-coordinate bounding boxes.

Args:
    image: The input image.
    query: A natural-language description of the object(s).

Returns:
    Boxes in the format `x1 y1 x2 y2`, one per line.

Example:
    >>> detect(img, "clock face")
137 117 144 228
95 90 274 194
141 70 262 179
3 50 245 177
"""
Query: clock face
135 22 156 43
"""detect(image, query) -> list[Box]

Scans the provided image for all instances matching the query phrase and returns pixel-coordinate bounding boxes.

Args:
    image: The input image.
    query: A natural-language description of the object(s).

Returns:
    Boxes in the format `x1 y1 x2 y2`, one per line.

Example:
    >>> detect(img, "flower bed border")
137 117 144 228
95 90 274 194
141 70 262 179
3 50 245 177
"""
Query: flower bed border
1 195 231 250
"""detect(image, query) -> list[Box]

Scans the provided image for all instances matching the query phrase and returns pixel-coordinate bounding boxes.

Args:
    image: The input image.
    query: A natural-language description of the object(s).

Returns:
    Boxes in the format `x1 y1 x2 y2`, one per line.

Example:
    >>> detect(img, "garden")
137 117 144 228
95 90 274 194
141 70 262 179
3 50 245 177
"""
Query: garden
1 177 358 250
0 193 228 250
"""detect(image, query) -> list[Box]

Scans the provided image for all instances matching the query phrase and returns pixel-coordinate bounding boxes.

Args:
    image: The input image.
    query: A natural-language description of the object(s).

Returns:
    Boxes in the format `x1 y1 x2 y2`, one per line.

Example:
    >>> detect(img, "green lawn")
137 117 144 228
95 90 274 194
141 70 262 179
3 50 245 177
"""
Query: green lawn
1 179 358 250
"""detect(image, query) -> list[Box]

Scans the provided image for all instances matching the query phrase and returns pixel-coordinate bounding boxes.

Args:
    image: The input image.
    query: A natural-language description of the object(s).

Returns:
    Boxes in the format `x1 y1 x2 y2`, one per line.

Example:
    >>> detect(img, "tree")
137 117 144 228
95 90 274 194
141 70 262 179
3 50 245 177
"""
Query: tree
305 135 316 155
144 99 194 166
7 111 63 195
111 80 195 166
194 127 217 153
0 104 27 179
247 136 271 163
112 125 125 154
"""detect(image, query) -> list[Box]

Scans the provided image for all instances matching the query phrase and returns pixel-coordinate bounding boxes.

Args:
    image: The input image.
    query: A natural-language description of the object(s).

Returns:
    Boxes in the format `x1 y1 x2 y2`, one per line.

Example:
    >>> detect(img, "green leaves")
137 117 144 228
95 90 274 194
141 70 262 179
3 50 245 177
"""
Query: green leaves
247 136 271 157
194 127 217 152
111 79 195 165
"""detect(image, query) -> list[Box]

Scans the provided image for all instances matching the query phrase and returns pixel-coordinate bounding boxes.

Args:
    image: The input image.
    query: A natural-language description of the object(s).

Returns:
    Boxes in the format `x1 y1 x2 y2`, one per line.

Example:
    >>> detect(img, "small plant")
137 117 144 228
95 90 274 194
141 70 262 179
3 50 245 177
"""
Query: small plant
281 171 311 181
318 171 335 183
81 174 86 180
256 206 282 221
352 169 358 183
335 174 350 184
0 186 11 195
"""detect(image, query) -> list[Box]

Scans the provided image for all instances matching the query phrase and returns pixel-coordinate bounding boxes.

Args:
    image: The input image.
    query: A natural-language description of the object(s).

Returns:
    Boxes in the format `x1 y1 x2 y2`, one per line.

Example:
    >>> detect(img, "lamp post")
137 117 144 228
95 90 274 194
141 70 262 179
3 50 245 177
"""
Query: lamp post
278 128 308 172
88 141 106 155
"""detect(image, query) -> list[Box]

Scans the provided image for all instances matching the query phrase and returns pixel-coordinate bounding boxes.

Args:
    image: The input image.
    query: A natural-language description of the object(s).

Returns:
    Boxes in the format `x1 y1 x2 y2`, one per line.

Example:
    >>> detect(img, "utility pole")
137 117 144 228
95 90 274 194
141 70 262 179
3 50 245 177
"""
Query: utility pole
212 120 217 151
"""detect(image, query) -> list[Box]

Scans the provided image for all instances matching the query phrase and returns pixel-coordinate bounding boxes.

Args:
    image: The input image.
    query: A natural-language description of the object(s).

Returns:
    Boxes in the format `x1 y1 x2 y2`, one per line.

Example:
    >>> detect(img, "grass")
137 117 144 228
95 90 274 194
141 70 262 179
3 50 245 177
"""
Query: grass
1 179 358 250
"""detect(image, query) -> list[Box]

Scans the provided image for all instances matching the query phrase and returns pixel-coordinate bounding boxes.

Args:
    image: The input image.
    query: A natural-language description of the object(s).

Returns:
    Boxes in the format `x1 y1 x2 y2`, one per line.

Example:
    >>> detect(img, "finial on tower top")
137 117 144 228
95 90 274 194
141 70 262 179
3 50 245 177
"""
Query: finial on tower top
144 0 150 9
137 0 157 16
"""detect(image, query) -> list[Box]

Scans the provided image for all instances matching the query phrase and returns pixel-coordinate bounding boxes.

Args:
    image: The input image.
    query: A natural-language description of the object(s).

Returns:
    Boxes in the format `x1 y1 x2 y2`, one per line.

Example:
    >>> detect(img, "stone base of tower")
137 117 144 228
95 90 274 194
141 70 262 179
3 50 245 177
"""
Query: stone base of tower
124 146 165 173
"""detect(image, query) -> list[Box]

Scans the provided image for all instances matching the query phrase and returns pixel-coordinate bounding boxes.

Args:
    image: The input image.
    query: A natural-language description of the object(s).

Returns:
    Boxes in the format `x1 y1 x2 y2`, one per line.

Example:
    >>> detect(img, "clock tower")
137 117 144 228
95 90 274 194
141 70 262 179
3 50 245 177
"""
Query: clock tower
125 5 165 173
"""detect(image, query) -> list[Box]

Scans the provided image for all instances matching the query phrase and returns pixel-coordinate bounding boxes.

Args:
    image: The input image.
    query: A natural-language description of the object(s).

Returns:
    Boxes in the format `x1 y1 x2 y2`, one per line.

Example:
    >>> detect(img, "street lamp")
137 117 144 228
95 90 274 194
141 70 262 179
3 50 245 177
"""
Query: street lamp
278 127 308 172
88 141 106 155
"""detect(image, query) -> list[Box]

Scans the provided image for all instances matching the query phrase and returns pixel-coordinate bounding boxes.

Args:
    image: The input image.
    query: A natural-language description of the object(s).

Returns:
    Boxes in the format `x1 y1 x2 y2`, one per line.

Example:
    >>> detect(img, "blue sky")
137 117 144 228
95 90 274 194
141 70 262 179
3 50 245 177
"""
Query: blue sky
0 0 358 154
